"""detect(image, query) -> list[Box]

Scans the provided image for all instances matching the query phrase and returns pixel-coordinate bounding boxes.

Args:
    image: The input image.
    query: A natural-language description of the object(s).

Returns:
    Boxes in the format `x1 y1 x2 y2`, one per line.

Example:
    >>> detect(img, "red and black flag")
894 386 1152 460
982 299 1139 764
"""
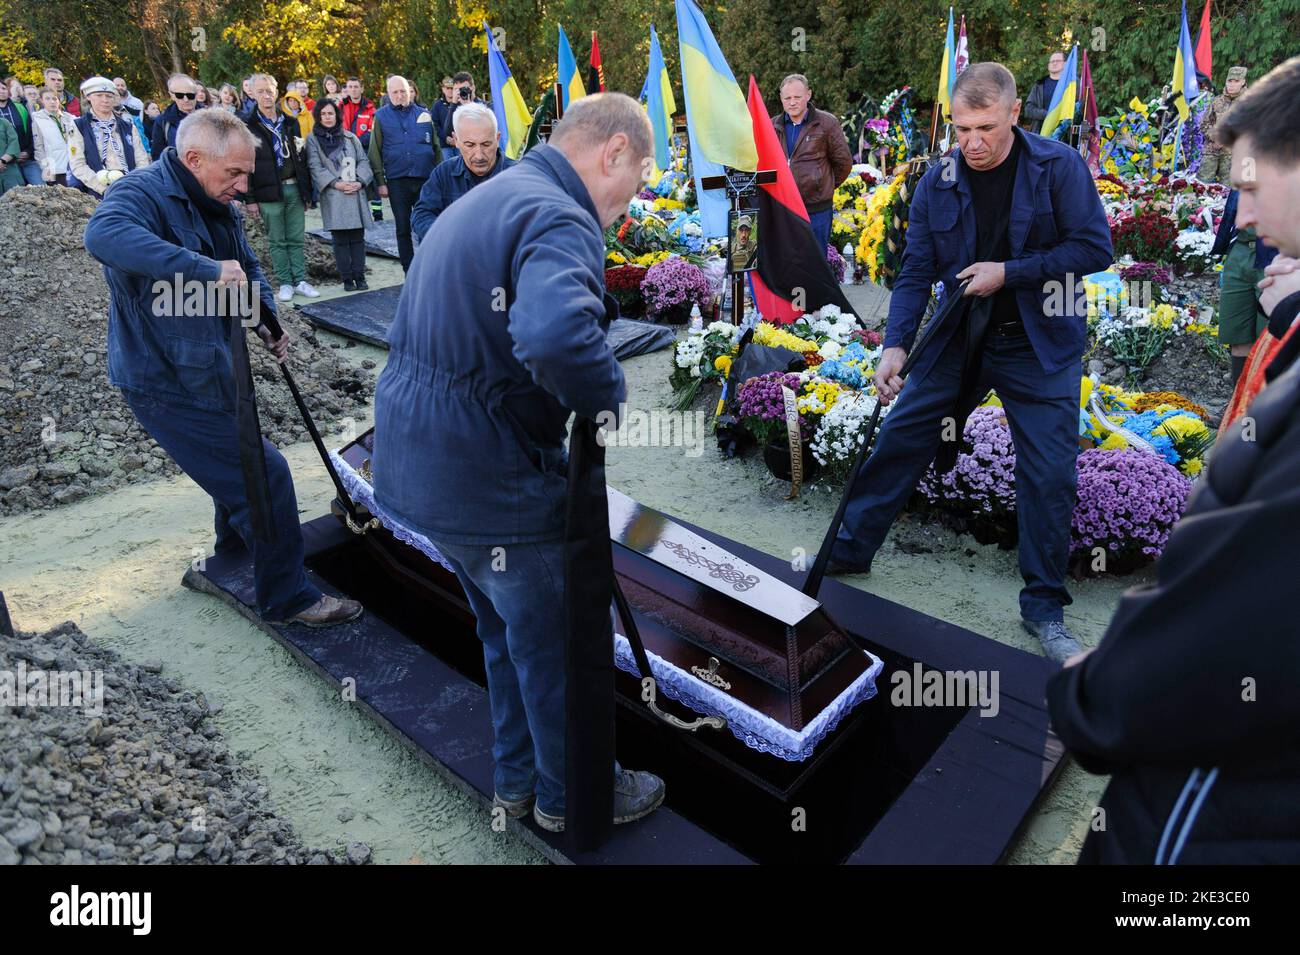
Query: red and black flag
745 75 856 324
588 31 606 92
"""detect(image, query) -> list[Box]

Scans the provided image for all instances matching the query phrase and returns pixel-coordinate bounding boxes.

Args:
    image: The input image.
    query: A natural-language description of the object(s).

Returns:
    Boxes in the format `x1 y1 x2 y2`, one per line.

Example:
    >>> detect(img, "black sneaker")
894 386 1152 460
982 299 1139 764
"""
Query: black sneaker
342 279 356 292
826 559 872 577
355 278 369 291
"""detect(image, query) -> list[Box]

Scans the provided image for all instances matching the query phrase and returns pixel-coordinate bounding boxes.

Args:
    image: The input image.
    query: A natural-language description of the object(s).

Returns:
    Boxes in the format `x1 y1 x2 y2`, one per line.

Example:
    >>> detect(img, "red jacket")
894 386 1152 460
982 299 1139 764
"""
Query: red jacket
339 96 374 148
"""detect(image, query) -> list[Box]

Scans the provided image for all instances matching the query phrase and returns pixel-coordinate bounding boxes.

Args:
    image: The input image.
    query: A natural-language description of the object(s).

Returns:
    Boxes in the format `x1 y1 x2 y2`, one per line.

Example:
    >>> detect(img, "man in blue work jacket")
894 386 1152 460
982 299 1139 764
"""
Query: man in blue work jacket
84 108 362 629
368 75 437 272
411 102 515 245
829 62 1113 663
372 93 664 833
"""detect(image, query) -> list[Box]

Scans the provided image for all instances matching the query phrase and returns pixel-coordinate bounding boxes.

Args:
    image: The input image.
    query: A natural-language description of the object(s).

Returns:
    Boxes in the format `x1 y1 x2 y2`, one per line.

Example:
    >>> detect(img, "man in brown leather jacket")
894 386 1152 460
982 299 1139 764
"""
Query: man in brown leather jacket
772 74 853 256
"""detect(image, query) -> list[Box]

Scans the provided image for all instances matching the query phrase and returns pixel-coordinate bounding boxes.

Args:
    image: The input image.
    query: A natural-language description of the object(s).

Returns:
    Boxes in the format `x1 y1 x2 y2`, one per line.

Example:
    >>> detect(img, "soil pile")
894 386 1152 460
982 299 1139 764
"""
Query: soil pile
0 186 373 517
0 620 371 864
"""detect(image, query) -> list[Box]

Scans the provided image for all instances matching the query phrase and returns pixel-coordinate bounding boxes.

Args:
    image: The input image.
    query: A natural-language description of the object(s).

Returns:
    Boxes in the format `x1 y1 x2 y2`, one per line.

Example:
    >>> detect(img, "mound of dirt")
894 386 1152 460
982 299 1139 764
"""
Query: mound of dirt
0 620 370 864
0 186 373 517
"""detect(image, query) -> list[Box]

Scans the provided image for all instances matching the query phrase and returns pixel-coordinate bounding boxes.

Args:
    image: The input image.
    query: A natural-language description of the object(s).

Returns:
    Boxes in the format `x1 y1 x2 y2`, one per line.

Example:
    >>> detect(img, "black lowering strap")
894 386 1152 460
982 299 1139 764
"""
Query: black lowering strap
563 416 617 852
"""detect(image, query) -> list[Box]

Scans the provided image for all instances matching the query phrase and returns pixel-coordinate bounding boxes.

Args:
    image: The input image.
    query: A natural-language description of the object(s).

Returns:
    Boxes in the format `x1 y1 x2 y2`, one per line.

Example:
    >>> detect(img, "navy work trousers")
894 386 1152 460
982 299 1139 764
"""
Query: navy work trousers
833 326 1081 622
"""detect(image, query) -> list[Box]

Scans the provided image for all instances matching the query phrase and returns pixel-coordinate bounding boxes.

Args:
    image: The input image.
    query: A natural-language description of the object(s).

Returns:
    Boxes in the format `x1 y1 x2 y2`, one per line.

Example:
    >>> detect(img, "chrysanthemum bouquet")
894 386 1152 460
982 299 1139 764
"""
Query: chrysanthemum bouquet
642 256 713 320
669 320 742 410
1071 449 1192 558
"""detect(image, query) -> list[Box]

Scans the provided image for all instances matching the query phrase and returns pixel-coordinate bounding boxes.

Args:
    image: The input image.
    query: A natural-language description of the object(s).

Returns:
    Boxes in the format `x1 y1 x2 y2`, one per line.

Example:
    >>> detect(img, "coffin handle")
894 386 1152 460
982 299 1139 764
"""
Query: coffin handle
613 581 726 733
642 677 728 732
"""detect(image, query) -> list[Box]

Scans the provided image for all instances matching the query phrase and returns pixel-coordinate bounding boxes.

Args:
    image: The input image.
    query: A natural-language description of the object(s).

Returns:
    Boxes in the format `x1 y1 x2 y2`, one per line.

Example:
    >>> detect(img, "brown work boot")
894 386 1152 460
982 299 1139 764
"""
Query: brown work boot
281 594 363 628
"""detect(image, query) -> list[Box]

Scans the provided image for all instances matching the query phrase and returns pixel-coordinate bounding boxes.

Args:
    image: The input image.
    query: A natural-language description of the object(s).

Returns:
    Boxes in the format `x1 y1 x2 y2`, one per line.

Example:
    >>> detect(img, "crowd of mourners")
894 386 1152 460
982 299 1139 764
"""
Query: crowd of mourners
0 66 492 299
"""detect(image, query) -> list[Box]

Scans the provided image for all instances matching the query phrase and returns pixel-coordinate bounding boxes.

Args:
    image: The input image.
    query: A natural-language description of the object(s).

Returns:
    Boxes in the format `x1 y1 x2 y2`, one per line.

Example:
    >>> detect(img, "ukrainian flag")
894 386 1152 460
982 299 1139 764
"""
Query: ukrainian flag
486 25 532 159
675 0 757 238
1040 44 1079 141
936 7 956 124
644 24 676 171
557 25 587 111
1171 0 1199 123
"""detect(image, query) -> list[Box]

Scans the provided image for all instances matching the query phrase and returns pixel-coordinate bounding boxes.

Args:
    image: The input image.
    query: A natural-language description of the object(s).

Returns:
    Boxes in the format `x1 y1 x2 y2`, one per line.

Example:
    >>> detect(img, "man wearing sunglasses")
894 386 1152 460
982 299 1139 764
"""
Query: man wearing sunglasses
150 73 198 161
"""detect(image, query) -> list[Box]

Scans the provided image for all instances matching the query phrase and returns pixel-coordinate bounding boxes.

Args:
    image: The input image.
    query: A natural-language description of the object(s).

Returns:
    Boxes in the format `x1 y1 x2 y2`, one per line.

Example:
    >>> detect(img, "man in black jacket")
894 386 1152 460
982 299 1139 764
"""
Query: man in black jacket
1047 55 1300 864
1021 51 1065 134
151 74 199 161
242 73 317 302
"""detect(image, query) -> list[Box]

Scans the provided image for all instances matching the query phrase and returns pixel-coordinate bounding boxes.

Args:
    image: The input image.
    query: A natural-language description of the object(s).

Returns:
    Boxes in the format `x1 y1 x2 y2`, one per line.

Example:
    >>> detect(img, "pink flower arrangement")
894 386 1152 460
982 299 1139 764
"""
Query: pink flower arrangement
641 256 713 319
1071 449 1191 558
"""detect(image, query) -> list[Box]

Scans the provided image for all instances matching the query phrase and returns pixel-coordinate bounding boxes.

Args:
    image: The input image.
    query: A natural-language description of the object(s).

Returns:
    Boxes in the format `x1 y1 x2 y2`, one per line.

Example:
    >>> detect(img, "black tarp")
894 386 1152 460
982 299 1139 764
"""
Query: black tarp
298 285 675 360
308 219 401 259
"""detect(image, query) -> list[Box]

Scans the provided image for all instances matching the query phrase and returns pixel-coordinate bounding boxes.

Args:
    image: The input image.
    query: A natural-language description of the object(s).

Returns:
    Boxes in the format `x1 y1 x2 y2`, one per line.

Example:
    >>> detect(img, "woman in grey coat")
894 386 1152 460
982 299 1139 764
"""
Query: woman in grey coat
306 98 374 290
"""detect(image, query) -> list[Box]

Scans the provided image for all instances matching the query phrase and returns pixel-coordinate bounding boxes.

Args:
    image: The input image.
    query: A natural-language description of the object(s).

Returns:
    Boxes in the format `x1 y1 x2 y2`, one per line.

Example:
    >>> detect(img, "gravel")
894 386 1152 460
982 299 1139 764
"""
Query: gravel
0 186 375 517
0 620 369 865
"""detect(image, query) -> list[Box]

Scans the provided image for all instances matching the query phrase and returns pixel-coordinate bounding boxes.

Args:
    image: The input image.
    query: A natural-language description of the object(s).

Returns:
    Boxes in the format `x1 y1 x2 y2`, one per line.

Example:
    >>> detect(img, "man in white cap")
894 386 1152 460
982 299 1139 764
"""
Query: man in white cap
69 76 149 196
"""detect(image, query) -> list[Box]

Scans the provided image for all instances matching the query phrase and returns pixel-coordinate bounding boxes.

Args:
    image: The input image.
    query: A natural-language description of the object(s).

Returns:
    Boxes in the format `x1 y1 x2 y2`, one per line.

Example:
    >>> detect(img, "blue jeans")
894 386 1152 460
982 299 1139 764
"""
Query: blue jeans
124 391 321 620
18 159 43 185
429 537 571 815
809 207 833 258
833 328 1081 621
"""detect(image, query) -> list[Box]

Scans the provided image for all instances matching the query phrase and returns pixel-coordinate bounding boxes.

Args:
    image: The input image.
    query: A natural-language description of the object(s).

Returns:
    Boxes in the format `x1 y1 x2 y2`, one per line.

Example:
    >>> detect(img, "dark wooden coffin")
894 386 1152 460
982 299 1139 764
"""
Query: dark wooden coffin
335 429 880 763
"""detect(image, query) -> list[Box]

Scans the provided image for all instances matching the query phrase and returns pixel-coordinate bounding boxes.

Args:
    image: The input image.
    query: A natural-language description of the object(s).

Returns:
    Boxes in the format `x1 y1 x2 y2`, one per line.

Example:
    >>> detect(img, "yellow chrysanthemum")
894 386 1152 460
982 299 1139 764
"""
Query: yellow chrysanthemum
754 321 819 353
798 380 842 416
1160 414 1211 441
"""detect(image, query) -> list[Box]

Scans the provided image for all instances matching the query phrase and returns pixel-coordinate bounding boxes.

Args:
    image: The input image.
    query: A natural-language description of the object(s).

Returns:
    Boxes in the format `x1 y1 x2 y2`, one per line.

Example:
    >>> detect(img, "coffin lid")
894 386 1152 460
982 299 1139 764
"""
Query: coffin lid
606 487 821 627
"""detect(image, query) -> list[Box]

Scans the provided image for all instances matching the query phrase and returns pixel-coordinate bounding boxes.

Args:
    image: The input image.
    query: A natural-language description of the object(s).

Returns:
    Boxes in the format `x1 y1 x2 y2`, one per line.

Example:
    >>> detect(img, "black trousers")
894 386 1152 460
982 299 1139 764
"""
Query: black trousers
330 227 366 282
387 176 425 272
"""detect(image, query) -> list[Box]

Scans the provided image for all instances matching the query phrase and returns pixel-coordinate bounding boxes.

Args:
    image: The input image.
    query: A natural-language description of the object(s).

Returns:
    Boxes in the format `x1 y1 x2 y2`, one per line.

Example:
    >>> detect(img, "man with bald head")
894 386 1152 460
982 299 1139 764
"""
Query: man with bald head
373 93 664 833
368 74 437 271
151 73 198 160
773 74 852 253
829 62 1113 663
84 109 362 629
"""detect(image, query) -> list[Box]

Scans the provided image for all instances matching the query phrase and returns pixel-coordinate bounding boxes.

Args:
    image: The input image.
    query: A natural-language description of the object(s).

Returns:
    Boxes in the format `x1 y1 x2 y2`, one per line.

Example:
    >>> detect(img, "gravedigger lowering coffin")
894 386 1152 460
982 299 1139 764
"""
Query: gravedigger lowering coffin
83 108 362 629
371 93 665 833
827 63 1113 662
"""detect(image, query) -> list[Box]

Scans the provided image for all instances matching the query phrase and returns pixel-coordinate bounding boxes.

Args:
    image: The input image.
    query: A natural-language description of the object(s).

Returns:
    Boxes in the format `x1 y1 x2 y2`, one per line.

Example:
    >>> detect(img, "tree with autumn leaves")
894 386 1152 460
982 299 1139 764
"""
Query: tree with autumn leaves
1 0 1296 123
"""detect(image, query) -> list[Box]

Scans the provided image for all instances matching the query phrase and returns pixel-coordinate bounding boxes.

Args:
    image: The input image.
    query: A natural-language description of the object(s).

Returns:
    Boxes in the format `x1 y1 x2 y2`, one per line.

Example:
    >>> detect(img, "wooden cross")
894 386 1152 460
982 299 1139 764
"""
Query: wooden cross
535 82 565 141
701 166 777 325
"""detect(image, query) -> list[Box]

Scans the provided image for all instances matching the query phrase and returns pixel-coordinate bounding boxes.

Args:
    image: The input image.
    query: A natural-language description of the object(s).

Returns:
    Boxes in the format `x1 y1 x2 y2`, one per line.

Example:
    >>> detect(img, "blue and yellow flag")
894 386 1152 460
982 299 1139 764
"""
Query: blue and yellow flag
486 25 532 159
557 24 587 110
644 24 676 171
675 0 757 238
936 7 956 123
1040 44 1079 141
1171 0 1200 123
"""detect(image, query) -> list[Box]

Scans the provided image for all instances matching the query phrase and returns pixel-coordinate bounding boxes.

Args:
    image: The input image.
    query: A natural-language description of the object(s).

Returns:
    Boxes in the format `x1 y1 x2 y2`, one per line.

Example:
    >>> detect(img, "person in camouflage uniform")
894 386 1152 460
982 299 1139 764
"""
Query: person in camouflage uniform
1199 66 1248 184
